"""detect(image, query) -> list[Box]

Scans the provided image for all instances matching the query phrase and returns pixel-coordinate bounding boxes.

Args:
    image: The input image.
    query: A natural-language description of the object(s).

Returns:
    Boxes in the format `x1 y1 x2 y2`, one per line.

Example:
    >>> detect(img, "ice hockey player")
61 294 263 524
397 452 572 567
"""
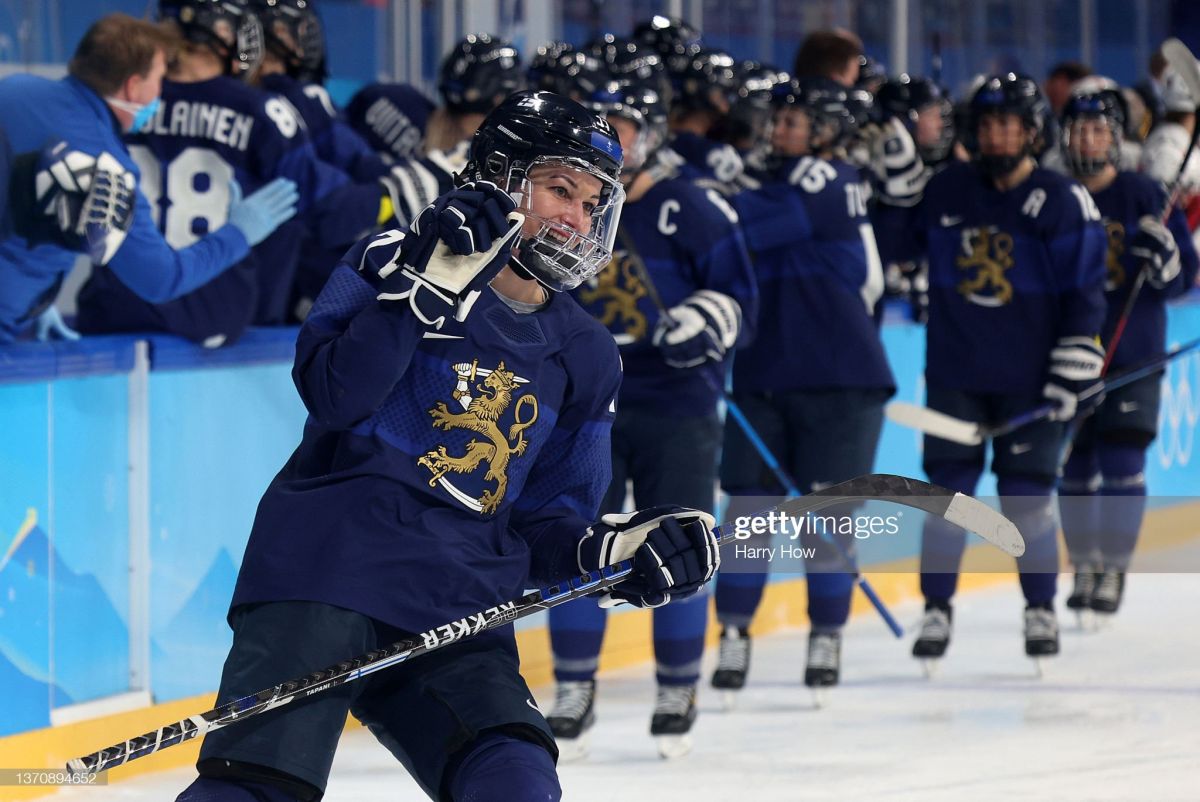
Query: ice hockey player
251 0 389 182
173 90 720 802
546 46 757 759
874 74 1108 671
874 74 956 320
0 12 297 343
710 77 894 703
1056 78 1198 623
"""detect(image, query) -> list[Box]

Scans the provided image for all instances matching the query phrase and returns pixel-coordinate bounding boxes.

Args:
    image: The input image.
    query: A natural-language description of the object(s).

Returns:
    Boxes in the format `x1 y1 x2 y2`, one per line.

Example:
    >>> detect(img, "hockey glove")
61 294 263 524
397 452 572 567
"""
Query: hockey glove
1129 214 1181 289
376 181 524 329
227 178 300 247
13 142 138 264
651 290 741 369
578 506 720 609
1042 336 1105 421
872 118 929 208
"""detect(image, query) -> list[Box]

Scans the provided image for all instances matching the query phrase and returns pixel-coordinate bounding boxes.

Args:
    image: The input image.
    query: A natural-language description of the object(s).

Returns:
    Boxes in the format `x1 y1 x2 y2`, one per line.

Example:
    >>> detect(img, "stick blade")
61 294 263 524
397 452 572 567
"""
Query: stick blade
945 492 1026 557
1162 38 1200 108
886 402 983 445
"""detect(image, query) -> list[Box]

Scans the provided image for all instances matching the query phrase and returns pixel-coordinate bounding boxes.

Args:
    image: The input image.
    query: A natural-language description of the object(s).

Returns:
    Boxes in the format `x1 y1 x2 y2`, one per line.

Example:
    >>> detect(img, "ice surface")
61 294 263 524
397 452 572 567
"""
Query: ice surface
54 574 1199 801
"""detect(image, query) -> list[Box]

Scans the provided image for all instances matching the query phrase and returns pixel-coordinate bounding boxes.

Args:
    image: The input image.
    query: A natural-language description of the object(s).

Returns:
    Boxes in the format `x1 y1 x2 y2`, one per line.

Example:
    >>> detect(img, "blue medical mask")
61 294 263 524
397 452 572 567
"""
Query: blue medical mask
108 96 161 134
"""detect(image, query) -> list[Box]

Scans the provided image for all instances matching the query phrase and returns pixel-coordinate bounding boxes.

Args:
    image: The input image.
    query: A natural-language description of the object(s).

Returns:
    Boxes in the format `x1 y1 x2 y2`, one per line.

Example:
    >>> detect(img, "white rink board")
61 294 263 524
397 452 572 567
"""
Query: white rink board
54 574 1200 802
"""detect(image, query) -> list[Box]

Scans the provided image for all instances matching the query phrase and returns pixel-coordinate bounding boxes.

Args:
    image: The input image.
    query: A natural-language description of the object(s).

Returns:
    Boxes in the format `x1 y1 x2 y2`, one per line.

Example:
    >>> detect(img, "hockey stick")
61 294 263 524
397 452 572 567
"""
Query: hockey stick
886 336 1200 445
67 473 1022 776
615 226 905 638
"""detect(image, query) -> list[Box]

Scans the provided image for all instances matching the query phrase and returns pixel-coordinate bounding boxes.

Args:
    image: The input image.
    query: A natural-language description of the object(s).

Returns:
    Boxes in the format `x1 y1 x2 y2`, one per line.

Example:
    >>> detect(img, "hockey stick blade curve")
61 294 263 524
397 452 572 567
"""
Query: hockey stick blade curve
885 401 983 445
945 493 1024 556
67 473 1020 775
763 474 1024 557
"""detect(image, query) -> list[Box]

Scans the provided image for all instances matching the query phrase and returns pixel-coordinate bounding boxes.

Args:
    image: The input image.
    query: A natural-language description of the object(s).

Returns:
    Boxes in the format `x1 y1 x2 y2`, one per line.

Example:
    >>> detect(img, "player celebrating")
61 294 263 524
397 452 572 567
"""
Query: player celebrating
1056 79 1198 622
874 74 1108 669
546 46 757 760
173 90 719 802
710 77 894 702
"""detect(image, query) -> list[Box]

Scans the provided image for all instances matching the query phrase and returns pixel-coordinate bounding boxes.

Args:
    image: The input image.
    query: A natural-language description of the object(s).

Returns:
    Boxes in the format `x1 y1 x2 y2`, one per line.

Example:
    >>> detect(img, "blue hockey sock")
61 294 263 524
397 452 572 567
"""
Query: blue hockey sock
548 596 605 683
448 733 561 802
653 589 708 686
1058 445 1102 565
714 570 767 629
919 462 981 602
714 487 774 628
1097 445 1147 570
998 476 1058 605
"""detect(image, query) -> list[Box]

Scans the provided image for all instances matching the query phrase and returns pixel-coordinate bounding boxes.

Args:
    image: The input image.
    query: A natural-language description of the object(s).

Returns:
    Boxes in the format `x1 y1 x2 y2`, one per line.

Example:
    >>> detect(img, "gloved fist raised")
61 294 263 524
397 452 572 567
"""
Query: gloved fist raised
377 181 524 328
578 506 720 609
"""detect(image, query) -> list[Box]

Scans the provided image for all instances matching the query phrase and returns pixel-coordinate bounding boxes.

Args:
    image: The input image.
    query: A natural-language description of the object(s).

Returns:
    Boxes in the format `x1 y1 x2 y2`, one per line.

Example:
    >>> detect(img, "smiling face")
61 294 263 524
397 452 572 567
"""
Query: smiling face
523 162 604 239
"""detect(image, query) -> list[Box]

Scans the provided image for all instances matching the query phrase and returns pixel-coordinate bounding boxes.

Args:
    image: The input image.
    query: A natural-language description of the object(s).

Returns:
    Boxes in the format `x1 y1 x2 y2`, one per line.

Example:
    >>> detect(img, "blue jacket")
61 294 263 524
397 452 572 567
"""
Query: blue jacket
0 74 248 341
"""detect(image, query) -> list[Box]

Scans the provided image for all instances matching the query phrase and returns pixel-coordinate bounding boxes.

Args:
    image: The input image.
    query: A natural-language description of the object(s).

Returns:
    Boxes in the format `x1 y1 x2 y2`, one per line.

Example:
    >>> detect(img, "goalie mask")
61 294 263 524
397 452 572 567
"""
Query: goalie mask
463 91 625 292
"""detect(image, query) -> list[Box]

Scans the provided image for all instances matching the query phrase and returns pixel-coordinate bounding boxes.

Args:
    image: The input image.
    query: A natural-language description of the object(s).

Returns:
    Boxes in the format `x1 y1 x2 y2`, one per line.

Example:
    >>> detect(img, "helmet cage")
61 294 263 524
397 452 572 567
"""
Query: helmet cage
480 155 626 292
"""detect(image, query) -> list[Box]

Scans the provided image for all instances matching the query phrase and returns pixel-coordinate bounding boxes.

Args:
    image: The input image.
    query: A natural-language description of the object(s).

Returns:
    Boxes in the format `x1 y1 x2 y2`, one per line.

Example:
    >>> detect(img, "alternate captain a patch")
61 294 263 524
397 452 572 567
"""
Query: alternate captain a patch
418 359 538 514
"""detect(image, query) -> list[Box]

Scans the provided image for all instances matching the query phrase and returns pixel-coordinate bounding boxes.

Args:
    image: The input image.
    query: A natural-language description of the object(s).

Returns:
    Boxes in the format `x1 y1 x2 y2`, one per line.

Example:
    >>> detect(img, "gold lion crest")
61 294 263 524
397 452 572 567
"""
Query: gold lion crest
956 226 1015 307
417 359 538 514
577 252 649 344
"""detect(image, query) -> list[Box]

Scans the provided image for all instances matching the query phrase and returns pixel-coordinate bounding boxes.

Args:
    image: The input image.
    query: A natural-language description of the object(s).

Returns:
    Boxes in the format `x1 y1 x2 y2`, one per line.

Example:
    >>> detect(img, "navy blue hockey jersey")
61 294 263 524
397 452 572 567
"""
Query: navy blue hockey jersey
259 73 388 182
731 155 895 393
1090 171 1199 368
344 82 435 164
231 231 622 634
875 161 1108 394
572 175 758 416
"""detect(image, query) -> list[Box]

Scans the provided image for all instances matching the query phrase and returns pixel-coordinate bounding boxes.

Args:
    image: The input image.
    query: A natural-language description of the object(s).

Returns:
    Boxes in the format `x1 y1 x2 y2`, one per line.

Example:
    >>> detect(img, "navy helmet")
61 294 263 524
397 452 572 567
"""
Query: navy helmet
465 91 626 292
438 34 524 115
250 0 326 82
1060 76 1129 176
159 0 264 78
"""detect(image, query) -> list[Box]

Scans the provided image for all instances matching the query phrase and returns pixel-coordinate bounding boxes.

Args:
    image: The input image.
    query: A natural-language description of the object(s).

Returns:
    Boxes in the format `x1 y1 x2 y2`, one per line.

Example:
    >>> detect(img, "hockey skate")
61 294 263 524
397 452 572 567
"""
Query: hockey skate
546 680 595 762
1024 604 1060 677
912 601 952 677
710 625 751 710
650 684 697 759
1090 569 1125 621
1065 565 1098 630
804 631 841 708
